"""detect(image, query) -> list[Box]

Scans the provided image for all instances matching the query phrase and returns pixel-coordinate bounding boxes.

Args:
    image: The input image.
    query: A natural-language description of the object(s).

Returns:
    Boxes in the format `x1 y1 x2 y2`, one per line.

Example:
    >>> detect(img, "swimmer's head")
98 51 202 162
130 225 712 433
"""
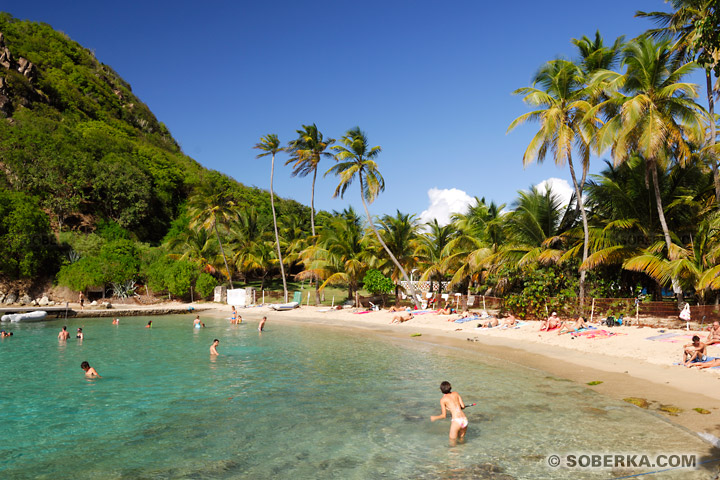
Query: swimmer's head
692 335 700 342
63 326 67 331
440 381 452 394
213 339 219 344
80 361 90 370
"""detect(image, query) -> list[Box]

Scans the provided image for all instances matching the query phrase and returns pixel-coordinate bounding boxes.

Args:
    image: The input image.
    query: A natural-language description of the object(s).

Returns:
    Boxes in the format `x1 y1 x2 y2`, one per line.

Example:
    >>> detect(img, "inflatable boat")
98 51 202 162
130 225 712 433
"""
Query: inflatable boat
269 302 299 311
1 310 48 322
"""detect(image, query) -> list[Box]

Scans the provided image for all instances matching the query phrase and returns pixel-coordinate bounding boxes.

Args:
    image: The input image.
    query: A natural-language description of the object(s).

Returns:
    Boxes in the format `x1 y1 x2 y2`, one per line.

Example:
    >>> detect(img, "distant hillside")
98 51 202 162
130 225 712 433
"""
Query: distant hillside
0 13 310 244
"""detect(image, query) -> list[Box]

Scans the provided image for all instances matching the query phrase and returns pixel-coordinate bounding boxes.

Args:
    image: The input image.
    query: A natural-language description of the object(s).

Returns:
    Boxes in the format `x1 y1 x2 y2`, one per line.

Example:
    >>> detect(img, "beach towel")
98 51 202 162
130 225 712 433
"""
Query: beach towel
673 357 720 368
454 316 479 324
645 332 681 341
656 334 695 344
574 329 625 339
354 310 372 315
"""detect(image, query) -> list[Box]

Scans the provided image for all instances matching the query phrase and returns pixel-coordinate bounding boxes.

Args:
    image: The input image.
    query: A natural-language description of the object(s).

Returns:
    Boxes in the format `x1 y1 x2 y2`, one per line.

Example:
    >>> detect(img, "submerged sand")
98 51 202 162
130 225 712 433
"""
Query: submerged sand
78 300 720 446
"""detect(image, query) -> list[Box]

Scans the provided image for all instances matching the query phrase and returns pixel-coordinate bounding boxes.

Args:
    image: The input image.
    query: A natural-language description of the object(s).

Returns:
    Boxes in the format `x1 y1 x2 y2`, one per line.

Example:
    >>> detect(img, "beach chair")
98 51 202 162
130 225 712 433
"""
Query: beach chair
292 291 302 303
369 301 379 311
467 295 476 307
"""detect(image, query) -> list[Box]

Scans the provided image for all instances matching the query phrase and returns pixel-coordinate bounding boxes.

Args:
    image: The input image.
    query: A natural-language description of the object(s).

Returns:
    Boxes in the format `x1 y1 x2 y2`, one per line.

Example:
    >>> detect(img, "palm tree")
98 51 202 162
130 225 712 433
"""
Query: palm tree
416 219 457 297
637 1 720 202
377 211 420 302
327 127 420 308
286 124 335 237
254 134 288 302
588 36 706 305
188 190 235 287
508 59 594 304
297 208 369 299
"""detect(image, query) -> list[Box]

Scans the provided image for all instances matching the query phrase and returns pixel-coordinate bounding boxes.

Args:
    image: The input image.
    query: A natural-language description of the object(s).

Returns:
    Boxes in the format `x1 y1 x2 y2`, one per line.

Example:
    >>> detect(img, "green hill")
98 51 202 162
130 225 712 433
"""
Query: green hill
0 13 310 285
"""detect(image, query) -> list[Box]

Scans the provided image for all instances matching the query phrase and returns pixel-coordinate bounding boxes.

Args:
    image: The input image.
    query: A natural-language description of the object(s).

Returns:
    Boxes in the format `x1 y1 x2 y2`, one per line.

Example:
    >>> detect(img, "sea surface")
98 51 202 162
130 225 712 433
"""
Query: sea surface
0 314 716 479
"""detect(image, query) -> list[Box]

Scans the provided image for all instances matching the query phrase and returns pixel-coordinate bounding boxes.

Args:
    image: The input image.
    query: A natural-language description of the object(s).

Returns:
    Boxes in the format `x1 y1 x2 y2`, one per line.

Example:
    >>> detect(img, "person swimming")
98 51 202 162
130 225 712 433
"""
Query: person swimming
58 326 70 341
76 328 83 340
193 315 202 329
430 381 469 444
210 339 220 355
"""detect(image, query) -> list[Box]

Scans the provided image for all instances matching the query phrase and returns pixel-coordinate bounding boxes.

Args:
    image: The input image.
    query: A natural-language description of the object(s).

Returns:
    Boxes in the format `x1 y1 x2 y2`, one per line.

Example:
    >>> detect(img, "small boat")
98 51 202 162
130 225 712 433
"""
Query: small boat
1 310 48 322
270 302 299 311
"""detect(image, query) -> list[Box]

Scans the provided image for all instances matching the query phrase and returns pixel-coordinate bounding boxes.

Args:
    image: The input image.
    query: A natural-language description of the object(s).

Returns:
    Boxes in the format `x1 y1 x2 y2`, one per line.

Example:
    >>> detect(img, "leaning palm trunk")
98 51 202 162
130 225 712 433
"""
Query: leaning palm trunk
650 163 683 306
270 152 288 303
707 71 719 205
567 152 589 306
311 168 321 305
359 176 420 309
214 221 232 288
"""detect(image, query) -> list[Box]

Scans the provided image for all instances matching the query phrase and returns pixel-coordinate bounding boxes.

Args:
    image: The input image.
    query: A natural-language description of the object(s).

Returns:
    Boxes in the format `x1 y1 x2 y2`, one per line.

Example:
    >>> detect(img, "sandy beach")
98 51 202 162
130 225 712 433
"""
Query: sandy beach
70 300 720 447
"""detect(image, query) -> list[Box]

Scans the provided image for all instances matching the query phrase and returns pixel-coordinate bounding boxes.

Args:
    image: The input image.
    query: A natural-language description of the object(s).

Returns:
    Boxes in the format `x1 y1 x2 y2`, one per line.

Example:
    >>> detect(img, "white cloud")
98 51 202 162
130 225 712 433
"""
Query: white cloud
419 187 474 226
535 177 574 208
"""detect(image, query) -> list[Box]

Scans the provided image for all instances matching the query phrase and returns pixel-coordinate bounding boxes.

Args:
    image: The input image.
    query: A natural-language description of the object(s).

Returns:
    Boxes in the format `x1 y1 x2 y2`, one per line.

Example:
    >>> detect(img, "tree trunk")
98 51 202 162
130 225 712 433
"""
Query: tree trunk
310 167 317 237
214 221 232 288
567 152 589 306
359 175 421 309
269 152 288 303
707 70 719 205
649 161 683 306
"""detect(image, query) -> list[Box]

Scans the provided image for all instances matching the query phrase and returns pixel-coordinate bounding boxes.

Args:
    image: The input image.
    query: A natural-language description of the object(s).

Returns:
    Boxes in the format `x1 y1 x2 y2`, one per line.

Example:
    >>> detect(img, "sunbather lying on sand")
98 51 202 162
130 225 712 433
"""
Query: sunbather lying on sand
683 336 708 366
501 314 518 327
706 321 720 346
390 312 414 324
477 318 499 328
687 357 720 369
558 316 588 335
450 310 471 321
388 305 406 312
539 312 560 331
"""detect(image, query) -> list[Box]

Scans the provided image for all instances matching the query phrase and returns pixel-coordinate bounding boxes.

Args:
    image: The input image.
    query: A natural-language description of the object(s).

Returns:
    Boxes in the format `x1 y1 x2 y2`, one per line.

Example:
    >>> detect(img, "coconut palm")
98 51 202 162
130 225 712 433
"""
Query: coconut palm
588 36 706 304
508 59 593 304
254 134 288 302
637 0 720 202
376 211 421 302
188 190 235 286
327 127 421 308
297 208 369 299
416 219 457 297
235 240 277 291
286 124 335 237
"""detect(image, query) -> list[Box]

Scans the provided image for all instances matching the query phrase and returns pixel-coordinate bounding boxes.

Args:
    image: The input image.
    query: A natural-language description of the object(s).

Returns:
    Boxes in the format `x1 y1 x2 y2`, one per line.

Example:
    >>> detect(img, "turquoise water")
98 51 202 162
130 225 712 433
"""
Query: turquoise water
0 315 715 479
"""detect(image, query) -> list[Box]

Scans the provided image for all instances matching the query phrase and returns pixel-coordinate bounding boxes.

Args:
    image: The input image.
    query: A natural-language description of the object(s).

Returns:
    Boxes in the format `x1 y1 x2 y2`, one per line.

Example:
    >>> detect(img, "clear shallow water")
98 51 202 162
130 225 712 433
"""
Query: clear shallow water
0 315 715 479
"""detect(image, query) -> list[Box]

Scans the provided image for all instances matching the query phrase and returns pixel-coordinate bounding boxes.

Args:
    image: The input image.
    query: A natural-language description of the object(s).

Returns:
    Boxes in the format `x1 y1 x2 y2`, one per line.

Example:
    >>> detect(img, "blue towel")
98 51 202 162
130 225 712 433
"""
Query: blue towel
454 316 479 324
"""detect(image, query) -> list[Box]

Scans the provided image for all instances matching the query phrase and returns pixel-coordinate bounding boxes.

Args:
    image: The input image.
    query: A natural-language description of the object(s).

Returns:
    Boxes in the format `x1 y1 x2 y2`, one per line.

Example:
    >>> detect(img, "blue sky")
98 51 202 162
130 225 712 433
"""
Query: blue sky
3 0 703 222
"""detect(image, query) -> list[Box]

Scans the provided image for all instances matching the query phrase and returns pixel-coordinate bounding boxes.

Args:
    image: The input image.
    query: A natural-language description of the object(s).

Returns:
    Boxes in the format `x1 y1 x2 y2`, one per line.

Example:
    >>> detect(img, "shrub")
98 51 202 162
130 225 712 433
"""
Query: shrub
363 269 395 296
195 273 217 298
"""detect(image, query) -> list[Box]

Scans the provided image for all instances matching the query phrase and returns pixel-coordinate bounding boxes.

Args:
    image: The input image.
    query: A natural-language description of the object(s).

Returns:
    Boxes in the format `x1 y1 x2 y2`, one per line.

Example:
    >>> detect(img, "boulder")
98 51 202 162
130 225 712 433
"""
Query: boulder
0 293 5 304
38 296 49 306
19 294 32 305
5 292 17 304
90 300 98 306
48 301 55 306
31 299 37 306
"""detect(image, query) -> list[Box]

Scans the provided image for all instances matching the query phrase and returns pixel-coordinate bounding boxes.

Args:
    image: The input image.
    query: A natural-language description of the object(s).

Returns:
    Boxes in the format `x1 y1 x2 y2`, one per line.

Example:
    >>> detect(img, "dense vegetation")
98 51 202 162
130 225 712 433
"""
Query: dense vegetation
1 4 719 315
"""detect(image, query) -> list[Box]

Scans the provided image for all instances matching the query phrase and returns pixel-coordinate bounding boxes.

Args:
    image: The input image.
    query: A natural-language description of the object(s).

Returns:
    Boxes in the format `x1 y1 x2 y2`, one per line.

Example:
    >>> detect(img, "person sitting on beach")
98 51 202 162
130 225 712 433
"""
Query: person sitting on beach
706 321 720 346
688 357 720 369
58 326 70 340
557 316 587 335
438 302 454 315
430 381 468 444
539 312 560 331
210 339 220 355
80 361 100 378
390 312 414 324
76 328 84 340
683 336 708 366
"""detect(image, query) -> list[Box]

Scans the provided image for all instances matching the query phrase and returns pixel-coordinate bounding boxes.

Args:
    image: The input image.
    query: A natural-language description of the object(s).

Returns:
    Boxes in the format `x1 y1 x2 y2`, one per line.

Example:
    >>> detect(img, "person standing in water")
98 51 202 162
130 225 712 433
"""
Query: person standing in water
58 326 70 340
230 306 237 324
193 315 202 328
76 327 84 340
210 339 220 355
430 381 468 444
80 361 100 377
258 316 267 332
